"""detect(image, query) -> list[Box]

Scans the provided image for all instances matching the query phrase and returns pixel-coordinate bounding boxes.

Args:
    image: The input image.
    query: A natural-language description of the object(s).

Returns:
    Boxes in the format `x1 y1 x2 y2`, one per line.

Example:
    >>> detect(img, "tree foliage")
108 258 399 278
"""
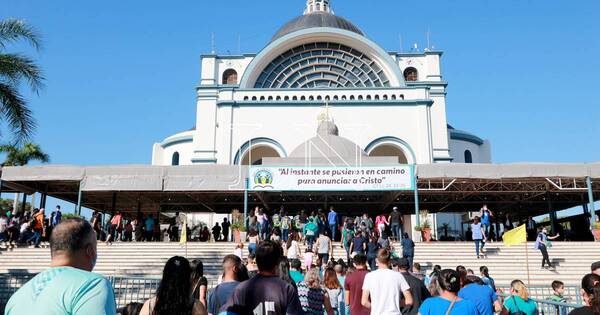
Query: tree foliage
0 142 49 166
0 18 44 143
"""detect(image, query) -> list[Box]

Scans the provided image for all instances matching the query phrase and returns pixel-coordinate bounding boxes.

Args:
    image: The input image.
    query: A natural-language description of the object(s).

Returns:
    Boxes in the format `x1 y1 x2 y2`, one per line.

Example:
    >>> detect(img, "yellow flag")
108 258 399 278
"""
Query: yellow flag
180 221 187 244
502 224 526 246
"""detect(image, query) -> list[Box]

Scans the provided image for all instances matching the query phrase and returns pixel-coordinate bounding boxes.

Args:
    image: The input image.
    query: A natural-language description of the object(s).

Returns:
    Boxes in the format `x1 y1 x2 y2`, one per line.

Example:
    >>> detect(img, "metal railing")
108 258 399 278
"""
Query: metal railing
499 293 583 315
0 273 221 311
0 273 36 312
497 285 582 305
1 273 586 313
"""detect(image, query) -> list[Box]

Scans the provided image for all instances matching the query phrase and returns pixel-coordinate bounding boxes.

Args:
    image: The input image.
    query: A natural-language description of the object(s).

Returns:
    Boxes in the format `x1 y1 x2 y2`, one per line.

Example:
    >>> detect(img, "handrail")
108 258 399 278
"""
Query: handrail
498 293 583 315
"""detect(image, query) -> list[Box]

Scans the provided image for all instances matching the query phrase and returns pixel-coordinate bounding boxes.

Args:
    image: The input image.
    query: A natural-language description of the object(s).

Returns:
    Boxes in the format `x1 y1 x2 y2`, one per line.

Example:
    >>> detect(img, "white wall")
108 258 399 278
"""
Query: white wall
449 138 492 163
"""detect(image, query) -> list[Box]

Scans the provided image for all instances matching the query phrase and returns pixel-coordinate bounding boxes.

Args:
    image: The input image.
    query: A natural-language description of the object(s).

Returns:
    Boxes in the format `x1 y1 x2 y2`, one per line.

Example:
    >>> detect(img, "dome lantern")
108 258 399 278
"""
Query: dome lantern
304 0 334 15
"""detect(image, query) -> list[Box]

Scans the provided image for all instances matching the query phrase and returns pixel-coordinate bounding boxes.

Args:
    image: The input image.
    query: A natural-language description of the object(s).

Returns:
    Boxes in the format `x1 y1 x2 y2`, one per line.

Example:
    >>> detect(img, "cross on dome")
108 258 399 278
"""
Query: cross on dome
304 0 334 15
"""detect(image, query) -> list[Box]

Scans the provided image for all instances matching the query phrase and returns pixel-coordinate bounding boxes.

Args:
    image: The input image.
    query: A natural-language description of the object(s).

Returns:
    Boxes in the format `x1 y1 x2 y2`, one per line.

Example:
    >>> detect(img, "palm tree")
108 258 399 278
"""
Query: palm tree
0 142 49 212
0 142 49 167
0 18 44 143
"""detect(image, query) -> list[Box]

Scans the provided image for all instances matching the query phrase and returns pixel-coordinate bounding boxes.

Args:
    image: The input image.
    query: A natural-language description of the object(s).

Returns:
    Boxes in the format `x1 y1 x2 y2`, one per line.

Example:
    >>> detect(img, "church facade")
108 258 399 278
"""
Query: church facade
152 0 491 167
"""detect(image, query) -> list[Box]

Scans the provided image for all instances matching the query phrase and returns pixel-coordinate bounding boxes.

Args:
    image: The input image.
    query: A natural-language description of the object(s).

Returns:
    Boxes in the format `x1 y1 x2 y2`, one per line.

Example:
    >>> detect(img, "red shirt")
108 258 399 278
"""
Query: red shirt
344 268 369 315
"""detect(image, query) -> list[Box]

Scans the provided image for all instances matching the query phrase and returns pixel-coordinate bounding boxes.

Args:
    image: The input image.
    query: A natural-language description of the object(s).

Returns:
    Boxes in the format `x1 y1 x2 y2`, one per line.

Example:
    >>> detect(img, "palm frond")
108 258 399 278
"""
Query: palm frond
0 142 49 166
0 19 41 51
23 142 49 163
0 53 45 93
0 82 36 143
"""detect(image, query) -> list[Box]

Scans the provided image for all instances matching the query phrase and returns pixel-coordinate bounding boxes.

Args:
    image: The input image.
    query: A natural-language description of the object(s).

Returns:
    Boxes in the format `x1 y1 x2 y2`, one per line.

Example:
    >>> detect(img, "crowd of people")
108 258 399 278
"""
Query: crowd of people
87 211 233 244
6 218 600 315
0 206 62 249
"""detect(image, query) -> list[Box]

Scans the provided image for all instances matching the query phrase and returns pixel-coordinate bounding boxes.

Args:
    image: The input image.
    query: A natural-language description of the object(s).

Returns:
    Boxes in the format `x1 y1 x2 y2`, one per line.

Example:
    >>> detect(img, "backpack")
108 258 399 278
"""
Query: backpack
281 217 290 229
272 214 281 228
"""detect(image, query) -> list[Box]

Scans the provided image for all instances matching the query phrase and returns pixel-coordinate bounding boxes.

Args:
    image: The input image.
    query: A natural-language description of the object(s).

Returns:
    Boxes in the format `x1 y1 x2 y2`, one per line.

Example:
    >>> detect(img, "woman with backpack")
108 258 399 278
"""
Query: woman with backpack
323 268 344 315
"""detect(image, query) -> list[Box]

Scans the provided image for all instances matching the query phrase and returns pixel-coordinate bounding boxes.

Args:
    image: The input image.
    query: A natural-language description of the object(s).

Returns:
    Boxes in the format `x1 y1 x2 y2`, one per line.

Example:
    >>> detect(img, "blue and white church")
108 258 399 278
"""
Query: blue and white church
152 0 491 167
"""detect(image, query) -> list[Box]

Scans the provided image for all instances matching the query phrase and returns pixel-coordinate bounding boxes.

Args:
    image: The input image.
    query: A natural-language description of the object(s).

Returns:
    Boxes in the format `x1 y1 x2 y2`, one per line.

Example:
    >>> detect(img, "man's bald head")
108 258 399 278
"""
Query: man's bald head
50 218 95 261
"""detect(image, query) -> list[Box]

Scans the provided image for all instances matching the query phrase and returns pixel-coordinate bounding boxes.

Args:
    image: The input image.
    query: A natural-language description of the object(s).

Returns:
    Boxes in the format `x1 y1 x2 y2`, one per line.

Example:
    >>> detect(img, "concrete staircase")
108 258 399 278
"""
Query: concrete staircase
1 241 598 287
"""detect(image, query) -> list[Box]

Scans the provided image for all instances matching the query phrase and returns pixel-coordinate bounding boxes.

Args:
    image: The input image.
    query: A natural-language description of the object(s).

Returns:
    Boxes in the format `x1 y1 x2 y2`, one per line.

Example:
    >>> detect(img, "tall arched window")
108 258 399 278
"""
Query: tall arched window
222 69 238 85
403 67 418 81
171 152 180 166
464 150 473 163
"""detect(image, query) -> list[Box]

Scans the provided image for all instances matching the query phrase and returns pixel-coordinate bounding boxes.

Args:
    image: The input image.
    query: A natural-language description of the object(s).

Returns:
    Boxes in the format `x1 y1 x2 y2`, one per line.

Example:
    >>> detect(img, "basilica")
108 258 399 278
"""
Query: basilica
152 0 491 167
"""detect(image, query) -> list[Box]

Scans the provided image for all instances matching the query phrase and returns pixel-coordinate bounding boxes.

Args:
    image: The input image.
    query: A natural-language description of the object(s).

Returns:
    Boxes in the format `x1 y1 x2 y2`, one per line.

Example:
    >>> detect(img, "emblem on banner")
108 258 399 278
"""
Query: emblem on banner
253 169 274 189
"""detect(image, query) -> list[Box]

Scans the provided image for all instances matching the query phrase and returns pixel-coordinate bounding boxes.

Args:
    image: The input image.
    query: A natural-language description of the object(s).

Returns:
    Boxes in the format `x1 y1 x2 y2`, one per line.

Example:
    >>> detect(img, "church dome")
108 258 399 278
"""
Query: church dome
290 120 367 161
272 12 364 41
272 0 364 41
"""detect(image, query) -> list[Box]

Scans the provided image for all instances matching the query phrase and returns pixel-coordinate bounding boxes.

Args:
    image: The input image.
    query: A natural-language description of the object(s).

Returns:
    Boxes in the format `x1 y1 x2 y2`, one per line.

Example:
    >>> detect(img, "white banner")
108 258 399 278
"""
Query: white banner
248 165 414 191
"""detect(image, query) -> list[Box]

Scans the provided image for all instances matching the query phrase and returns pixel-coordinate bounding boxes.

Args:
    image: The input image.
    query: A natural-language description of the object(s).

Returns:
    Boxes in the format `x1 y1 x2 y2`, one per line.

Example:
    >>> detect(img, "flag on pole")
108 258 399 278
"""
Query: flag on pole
180 220 187 244
502 224 526 246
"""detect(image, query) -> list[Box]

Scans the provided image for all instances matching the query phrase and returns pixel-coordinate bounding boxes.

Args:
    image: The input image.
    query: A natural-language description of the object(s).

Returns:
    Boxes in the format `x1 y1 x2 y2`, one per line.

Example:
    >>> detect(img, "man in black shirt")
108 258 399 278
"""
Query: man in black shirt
389 206 402 241
227 240 302 315
392 257 430 315
222 218 230 242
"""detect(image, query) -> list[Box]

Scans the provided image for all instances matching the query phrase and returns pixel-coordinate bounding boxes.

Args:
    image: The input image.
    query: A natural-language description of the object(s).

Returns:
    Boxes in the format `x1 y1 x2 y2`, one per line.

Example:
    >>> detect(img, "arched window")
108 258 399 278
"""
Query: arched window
243 96 249 101
403 67 418 81
222 69 238 85
252 96 257 101
464 150 473 163
171 152 180 166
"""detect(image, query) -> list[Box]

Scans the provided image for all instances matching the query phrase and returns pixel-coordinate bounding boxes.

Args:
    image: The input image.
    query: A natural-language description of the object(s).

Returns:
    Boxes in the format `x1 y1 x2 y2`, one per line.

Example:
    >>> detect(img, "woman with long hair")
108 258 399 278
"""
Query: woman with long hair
324 268 344 315
286 232 301 260
418 269 477 315
190 259 208 307
503 280 538 315
479 266 496 292
375 213 389 238
277 256 297 289
456 265 468 288
297 268 334 315
569 273 600 315
140 256 206 315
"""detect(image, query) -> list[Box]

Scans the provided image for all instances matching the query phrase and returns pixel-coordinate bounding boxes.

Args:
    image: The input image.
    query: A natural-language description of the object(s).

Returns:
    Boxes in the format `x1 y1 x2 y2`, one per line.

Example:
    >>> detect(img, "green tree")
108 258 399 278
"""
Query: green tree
0 142 49 166
0 142 49 213
0 18 44 143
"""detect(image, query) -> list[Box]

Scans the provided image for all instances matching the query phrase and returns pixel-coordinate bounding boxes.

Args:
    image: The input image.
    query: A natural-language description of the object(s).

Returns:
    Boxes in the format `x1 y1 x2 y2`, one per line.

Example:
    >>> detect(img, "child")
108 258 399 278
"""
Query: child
234 243 244 259
303 248 314 270
548 280 567 303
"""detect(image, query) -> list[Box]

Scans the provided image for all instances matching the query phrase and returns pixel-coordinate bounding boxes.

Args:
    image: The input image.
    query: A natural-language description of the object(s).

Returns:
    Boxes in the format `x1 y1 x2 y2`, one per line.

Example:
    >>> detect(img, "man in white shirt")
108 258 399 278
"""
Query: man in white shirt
362 248 413 315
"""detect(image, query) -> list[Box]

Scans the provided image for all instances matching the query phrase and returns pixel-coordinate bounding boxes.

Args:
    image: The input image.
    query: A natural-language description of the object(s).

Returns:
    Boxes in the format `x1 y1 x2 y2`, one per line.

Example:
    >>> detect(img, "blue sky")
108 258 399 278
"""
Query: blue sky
2 0 599 165
2 0 599 217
